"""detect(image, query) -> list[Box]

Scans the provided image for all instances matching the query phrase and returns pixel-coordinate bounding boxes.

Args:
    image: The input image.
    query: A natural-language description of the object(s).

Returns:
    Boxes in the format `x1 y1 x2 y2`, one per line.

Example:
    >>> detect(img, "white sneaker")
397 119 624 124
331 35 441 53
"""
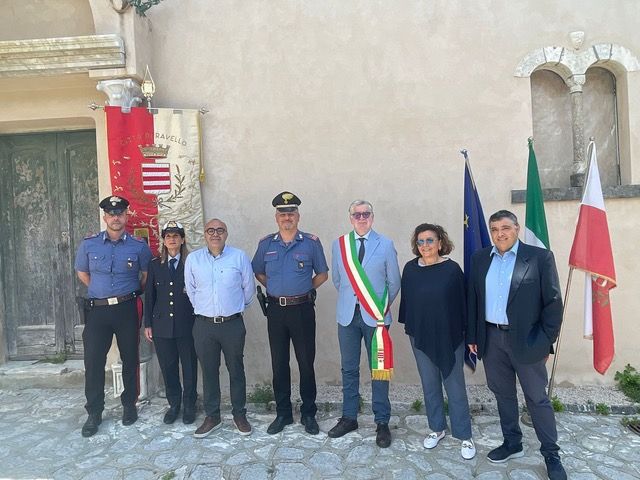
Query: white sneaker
423 430 446 449
461 438 476 460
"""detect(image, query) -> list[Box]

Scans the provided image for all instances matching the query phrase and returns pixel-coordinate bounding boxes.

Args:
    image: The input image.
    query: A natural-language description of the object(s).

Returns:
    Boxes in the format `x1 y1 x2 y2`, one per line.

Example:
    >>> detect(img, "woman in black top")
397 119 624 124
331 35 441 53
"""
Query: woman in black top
399 223 475 460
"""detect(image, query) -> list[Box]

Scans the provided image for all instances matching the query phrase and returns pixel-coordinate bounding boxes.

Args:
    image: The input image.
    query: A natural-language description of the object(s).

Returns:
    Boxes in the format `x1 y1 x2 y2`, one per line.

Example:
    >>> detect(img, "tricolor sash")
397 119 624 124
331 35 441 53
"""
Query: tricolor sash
338 232 393 381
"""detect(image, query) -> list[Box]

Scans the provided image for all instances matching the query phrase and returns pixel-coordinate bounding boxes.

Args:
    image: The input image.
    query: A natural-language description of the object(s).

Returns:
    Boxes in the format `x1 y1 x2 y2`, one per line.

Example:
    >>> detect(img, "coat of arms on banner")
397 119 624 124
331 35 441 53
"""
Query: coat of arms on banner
141 162 172 194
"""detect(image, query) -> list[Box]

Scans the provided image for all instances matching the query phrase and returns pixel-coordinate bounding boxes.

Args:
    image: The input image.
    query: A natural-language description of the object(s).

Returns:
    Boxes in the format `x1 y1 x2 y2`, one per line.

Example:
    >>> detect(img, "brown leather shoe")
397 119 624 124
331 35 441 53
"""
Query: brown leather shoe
193 416 222 438
233 414 252 436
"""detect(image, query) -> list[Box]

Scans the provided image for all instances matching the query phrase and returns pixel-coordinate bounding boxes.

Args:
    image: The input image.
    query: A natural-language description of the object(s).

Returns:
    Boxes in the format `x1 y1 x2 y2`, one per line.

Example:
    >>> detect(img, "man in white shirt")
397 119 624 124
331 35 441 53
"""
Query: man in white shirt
184 218 255 438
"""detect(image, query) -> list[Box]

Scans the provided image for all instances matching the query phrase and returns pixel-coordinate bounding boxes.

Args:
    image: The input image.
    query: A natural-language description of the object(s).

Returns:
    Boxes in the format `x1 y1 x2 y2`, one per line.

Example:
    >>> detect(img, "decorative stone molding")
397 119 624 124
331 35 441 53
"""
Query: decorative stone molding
96 78 143 110
515 42 640 78
0 35 125 78
569 31 585 50
511 184 640 203
565 74 586 94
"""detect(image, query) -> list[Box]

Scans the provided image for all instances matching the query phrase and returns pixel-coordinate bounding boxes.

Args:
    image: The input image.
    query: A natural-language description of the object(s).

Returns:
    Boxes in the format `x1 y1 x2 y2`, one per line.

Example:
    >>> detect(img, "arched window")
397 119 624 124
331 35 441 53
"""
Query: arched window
583 67 620 186
530 69 573 188
515 40 639 192
531 66 620 188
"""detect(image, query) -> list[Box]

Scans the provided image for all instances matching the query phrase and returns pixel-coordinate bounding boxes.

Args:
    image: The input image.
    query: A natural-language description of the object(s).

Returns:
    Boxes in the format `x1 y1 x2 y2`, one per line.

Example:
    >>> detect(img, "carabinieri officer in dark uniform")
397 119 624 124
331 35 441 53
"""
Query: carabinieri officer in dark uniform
75 195 152 437
144 221 197 425
252 191 329 435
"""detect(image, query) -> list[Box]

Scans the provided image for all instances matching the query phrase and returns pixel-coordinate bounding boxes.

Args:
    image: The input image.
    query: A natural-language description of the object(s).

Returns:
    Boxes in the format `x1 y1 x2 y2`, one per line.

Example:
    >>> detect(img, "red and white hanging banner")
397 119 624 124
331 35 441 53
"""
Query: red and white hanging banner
106 106 204 255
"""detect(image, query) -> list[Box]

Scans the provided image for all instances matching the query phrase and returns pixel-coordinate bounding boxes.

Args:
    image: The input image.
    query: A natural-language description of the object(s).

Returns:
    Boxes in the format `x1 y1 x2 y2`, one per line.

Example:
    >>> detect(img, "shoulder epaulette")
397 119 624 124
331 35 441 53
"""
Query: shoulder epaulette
83 232 100 240
302 232 319 241
260 233 277 242
130 235 147 243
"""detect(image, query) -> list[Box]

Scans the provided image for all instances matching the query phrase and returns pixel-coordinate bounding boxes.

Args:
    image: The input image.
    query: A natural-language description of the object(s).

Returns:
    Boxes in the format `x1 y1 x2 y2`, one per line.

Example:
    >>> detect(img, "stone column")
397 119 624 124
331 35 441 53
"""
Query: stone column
98 78 153 400
566 74 587 187
96 78 143 111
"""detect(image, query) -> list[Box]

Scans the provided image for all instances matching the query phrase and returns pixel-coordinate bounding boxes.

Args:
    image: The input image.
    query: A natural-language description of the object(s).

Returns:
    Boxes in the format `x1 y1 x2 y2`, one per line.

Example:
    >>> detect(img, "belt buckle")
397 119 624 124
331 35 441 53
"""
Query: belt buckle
213 316 224 324
279 297 287 307
107 297 118 306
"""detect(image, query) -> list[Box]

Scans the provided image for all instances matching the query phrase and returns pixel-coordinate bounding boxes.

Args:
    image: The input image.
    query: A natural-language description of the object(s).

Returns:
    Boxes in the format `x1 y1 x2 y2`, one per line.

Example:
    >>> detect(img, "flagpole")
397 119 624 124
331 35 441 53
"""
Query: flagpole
548 267 575 398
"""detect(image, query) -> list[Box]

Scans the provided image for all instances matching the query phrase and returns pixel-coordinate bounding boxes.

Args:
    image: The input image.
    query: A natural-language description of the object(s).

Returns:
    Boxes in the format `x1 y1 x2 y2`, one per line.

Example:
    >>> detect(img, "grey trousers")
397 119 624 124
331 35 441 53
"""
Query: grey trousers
411 338 472 440
193 316 247 418
483 326 559 457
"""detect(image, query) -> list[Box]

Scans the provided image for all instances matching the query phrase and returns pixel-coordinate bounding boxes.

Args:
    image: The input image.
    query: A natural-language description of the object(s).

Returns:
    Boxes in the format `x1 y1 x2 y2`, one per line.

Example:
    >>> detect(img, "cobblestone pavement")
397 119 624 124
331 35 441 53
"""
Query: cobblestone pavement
1 388 639 480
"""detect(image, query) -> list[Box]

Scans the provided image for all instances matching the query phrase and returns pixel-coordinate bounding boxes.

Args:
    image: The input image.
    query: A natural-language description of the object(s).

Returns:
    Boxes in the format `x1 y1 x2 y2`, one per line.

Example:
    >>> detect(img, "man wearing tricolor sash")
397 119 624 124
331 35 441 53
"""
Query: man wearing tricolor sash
328 200 401 448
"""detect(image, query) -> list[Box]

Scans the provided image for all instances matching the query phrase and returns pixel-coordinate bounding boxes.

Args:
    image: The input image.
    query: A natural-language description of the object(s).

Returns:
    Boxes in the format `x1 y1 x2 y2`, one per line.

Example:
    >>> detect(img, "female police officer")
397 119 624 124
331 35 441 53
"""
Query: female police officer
144 221 198 425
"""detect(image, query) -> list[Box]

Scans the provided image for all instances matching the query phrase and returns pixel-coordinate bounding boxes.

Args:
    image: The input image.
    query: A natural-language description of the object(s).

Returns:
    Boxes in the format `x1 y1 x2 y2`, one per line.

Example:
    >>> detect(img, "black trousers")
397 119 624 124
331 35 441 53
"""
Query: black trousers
83 298 139 414
483 326 560 457
267 302 317 418
193 315 247 418
154 335 198 410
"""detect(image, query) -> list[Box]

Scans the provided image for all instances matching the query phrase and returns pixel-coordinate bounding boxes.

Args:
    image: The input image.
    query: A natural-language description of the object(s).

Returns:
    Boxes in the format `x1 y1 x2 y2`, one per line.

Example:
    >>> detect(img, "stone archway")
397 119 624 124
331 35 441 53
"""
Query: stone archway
514 36 640 186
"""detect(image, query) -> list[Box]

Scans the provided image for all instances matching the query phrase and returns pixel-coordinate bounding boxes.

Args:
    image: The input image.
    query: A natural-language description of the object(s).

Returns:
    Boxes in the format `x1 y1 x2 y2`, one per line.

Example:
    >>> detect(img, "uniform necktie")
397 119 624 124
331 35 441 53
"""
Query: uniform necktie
169 258 177 274
358 238 366 263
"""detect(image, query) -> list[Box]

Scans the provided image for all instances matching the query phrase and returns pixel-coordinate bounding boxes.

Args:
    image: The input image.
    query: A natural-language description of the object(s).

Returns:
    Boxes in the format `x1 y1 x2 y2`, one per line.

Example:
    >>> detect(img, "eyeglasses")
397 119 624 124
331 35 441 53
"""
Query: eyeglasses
351 211 372 220
205 227 227 235
416 238 437 246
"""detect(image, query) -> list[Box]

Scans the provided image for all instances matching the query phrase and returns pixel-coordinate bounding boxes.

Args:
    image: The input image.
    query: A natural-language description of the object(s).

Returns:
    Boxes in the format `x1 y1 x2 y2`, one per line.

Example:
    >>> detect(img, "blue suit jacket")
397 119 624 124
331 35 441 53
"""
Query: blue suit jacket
466 242 563 364
331 229 401 327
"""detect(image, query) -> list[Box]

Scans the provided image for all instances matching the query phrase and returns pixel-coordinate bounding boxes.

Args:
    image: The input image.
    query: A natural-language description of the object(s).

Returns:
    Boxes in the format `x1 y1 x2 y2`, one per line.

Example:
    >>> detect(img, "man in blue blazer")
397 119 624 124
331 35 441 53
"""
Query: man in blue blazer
328 200 401 448
467 210 566 480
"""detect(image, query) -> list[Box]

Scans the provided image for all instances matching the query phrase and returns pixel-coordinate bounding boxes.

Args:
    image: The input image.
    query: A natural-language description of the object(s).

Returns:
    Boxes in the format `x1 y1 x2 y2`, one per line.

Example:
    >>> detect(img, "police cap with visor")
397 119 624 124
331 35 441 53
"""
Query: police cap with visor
99 195 129 215
272 191 301 213
161 220 185 238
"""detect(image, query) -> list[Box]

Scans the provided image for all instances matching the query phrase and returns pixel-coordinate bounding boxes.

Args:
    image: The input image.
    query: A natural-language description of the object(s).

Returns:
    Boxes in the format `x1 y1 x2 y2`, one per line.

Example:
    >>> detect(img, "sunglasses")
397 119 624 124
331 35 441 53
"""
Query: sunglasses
205 227 227 235
351 211 372 220
416 238 437 246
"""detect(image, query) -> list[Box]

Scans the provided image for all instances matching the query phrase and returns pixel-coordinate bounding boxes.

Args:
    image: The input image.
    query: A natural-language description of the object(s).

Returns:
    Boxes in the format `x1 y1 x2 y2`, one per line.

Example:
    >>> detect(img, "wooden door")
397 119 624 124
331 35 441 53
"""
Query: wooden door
0 131 98 359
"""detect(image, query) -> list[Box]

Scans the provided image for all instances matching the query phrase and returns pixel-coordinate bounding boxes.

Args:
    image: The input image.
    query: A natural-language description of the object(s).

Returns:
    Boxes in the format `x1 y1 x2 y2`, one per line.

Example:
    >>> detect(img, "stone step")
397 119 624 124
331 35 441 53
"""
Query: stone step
0 360 85 389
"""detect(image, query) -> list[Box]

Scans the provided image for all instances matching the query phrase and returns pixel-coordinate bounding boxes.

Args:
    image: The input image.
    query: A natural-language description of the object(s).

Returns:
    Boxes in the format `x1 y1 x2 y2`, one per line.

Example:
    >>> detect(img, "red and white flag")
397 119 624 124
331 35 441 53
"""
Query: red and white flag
568 142 616 374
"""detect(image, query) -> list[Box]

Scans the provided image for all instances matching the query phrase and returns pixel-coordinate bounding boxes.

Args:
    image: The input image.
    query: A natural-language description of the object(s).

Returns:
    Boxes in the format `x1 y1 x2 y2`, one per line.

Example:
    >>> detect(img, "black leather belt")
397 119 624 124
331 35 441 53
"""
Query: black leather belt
268 293 312 307
197 313 242 324
88 291 140 307
486 321 510 331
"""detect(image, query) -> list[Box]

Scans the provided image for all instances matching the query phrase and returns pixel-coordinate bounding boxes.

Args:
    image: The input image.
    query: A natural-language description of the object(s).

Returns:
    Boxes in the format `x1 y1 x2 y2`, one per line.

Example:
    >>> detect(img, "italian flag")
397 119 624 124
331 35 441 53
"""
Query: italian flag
524 139 550 249
568 142 616 375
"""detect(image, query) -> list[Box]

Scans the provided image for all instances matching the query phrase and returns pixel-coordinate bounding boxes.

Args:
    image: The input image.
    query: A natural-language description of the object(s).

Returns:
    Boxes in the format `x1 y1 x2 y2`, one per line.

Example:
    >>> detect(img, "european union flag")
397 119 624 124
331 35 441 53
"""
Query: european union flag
462 154 490 371
463 157 490 281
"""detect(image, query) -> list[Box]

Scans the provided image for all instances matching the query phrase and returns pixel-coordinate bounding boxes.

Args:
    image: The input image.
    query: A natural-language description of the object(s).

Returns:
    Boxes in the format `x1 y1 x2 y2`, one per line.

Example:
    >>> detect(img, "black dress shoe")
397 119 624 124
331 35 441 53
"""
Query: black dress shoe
544 455 567 480
122 405 138 426
376 423 391 448
267 415 293 435
300 415 320 435
81 413 102 437
183 405 196 425
328 417 358 438
163 406 180 424
487 442 524 463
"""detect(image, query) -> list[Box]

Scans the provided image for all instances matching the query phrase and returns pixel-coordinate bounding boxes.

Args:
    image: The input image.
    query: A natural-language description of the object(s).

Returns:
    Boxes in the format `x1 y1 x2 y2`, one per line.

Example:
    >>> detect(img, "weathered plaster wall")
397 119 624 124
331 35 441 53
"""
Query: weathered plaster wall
143 0 640 386
0 0 95 41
